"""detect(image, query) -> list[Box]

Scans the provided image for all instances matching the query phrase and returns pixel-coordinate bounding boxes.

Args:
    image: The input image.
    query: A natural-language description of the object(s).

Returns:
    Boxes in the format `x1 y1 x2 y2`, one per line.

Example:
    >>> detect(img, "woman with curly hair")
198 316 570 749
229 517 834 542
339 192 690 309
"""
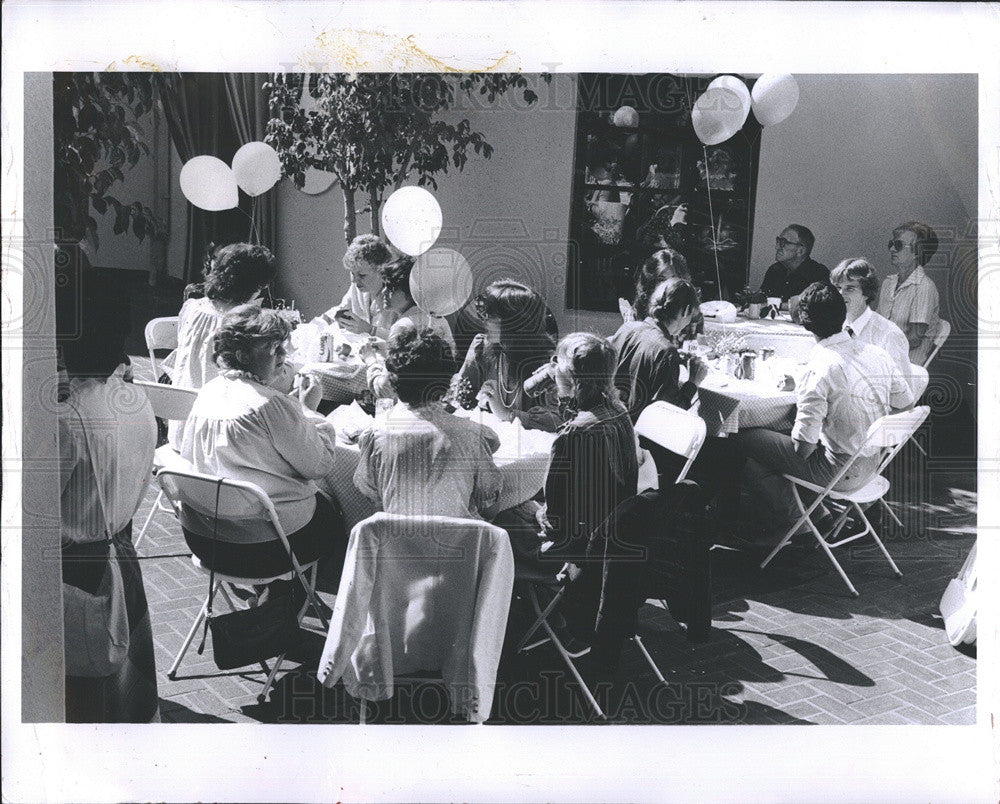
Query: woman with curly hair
168 242 277 447
179 305 345 579
354 328 503 519
314 234 395 335
451 279 560 432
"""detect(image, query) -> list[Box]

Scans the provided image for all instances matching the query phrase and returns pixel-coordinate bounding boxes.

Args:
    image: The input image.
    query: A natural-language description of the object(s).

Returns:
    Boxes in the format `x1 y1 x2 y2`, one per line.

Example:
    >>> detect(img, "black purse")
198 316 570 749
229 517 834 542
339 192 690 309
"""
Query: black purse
197 478 301 671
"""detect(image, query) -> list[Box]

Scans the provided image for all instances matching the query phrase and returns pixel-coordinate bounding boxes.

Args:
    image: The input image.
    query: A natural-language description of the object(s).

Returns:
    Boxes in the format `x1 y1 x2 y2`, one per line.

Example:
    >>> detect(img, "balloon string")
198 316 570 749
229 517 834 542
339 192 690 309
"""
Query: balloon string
702 144 723 301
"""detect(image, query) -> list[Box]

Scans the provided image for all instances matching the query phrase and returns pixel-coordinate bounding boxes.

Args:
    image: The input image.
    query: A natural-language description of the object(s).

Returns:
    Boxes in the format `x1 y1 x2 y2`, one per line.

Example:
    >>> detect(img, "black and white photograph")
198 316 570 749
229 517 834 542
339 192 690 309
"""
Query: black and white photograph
3 2 998 802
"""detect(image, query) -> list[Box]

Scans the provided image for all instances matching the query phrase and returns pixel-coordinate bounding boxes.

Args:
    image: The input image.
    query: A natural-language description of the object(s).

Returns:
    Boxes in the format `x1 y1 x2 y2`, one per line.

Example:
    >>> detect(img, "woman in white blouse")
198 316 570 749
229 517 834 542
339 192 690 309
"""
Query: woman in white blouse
179 306 346 579
58 293 159 722
168 243 276 448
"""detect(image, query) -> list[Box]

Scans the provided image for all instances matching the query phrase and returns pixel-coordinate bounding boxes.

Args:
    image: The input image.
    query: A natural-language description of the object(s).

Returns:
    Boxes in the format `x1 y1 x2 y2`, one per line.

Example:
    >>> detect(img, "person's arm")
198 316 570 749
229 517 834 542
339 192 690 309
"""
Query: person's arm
541 429 581 560
651 348 698 409
352 428 383 503
449 336 487 408
790 364 829 452
888 360 916 412
470 428 503 514
904 322 930 352
759 264 780 298
262 394 336 480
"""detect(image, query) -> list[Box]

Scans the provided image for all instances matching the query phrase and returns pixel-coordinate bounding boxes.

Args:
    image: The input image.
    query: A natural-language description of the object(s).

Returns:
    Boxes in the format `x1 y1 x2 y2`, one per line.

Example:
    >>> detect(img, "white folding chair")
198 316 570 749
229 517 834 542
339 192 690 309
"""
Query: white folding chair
317 513 513 723
132 381 198 548
157 468 328 703
635 400 707 484
761 406 931 597
877 362 931 527
922 318 950 369
144 315 179 381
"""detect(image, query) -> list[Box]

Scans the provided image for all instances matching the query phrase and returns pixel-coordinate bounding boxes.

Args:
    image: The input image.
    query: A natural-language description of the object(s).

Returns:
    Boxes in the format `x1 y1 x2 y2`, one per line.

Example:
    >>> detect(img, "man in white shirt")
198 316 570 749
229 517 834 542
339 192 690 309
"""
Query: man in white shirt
878 221 941 364
736 282 915 543
831 257 915 394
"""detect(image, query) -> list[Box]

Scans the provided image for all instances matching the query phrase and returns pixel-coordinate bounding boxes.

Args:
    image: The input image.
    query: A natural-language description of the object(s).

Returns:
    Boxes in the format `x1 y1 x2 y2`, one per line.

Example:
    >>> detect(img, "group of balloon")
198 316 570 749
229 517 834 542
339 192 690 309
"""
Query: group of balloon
177 73 798 318
178 143 473 320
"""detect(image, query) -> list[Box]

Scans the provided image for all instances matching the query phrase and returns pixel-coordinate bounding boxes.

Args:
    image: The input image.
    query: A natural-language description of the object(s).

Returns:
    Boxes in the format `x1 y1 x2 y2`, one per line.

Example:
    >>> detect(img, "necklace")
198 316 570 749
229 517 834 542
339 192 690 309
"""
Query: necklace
496 352 520 409
221 368 266 385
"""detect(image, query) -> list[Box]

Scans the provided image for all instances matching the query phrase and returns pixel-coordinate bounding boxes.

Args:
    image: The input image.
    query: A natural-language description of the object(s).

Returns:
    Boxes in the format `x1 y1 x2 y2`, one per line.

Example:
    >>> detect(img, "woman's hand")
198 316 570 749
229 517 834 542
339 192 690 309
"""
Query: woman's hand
467 333 487 363
296 373 323 411
687 355 710 387
334 308 371 336
478 379 515 421
534 503 552 534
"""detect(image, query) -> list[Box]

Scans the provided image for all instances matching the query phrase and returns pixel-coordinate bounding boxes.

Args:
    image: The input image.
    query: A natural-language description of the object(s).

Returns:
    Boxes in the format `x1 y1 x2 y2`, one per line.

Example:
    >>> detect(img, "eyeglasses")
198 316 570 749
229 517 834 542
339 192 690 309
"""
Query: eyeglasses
887 239 910 251
776 237 802 249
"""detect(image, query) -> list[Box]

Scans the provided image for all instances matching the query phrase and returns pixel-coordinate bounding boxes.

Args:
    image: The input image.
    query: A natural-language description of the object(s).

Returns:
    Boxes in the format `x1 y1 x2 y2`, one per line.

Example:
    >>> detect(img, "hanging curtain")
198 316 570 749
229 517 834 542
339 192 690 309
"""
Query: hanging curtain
155 74 257 284
223 74 277 254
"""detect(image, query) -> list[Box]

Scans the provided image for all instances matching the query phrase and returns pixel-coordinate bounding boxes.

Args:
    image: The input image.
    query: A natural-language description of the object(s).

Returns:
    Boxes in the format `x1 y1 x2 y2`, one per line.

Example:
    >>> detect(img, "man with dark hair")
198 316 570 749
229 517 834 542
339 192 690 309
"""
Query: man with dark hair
736 282 914 544
759 224 830 302
878 221 941 364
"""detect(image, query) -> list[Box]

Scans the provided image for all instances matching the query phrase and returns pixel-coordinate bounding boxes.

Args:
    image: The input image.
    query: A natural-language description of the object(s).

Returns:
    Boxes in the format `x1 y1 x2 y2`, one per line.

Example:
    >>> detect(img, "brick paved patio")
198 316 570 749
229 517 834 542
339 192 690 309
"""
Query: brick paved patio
130 358 977 726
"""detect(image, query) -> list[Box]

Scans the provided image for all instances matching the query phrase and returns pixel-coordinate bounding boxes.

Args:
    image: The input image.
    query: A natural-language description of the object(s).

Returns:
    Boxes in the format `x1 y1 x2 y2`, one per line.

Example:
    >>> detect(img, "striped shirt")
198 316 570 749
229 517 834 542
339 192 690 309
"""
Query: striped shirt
877 266 939 360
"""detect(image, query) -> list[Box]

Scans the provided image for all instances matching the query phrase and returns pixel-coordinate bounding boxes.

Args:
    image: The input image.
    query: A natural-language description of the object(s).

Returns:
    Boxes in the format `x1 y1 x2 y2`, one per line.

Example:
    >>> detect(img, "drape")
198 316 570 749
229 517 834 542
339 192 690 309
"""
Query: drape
156 74 277 284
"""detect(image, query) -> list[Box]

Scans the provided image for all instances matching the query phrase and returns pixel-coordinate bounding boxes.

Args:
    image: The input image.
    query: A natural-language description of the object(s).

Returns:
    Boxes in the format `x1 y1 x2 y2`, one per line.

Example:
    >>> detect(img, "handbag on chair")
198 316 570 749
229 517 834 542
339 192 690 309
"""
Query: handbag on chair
196 478 300 671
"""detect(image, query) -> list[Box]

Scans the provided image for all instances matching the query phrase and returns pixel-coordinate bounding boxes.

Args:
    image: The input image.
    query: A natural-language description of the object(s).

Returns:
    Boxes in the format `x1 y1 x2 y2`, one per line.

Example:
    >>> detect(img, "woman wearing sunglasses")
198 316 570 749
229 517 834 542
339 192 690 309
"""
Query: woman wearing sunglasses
878 221 941 365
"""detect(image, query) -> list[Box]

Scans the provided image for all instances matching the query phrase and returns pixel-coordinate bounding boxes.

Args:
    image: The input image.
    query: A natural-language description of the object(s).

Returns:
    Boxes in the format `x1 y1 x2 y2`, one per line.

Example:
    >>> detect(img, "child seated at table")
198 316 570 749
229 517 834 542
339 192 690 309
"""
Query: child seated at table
354 328 504 519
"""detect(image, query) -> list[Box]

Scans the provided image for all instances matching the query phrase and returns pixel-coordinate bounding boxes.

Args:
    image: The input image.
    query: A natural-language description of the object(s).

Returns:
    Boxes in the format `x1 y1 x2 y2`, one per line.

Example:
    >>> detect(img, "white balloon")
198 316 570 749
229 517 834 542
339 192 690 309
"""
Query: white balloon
410 248 474 317
231 141 282 197
751 73 800 127
381 186 443 256
179 155 238 211
707 75 752 127
691 87 744 146
612 105 639 128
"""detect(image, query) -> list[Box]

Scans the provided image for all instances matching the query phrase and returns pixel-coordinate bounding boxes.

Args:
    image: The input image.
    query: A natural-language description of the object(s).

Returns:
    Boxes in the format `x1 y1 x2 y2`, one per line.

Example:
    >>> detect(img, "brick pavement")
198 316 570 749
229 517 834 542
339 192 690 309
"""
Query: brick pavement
128 358 977 726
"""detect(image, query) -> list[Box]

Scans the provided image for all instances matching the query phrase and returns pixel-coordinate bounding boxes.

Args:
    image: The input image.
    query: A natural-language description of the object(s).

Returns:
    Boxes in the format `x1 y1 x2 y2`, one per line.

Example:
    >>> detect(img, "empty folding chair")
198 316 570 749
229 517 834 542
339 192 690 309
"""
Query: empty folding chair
157 468 328 703
318 513 513 723
760 406 931 597
132 381 198 548
144 315 179 382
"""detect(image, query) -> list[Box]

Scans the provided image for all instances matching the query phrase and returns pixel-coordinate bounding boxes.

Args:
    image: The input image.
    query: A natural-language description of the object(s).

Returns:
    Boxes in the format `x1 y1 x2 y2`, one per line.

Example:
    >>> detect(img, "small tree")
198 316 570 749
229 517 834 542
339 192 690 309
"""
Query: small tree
264 73 550 244
53 73 162 253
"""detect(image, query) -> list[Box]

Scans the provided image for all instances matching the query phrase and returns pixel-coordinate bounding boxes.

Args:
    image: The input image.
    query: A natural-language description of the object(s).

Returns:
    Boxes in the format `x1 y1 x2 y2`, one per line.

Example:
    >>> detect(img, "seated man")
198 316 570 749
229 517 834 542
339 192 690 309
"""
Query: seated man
831 257 916 394
736 282 915 544
878 221 941 365
760 224 830 303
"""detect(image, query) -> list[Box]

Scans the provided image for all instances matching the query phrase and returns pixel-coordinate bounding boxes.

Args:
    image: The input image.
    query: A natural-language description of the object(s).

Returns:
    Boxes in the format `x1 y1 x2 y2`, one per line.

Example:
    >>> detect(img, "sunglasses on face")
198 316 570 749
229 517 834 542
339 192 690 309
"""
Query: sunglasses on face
888 239 910 251
776 237 801 248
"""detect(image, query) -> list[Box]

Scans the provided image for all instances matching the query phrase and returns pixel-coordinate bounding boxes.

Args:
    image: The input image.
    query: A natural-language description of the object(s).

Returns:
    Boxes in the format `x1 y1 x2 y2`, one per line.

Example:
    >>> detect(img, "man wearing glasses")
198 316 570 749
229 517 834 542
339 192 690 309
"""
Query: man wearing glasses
878 221 941 365
759 224 830 303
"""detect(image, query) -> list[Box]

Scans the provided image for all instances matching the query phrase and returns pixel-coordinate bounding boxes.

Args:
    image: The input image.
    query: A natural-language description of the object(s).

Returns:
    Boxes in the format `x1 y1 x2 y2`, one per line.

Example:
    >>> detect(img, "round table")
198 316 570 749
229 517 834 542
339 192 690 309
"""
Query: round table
702 314 814 362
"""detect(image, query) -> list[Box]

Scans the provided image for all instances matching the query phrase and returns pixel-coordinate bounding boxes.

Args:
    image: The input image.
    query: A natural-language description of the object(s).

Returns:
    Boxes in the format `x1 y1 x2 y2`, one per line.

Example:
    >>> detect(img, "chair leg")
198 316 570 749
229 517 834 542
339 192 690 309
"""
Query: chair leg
761 485 815 569
807 517 860 597
134 489 164 549
631 634 665 683
168 587 213 678
515 585 564 653
878 498 905 530
854 502 903 578
536 609 605 719
258 653 286 704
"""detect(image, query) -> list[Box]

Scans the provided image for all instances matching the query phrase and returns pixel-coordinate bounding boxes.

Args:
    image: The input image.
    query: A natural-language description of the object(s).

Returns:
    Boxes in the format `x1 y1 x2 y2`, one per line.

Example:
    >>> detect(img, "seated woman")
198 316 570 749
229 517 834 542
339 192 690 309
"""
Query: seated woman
58 285 159 722
354 328 503 518
832 257 915 392
168 243 277 448
179 306 346 580
313 234 394 336
451 279 560 432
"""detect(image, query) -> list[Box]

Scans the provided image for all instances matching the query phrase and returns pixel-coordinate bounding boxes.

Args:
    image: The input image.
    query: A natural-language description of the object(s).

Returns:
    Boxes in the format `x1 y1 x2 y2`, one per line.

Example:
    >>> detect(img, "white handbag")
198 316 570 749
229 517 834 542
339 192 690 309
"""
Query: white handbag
939 542 977 647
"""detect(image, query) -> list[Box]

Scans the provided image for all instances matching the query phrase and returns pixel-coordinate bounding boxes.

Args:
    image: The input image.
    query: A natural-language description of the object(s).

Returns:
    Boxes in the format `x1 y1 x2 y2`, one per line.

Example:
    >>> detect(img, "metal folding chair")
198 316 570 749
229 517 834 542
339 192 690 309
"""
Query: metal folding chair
922 318 950 369
157 468 329 703
132 381 198 548
144 315 179 381
761 406 931 597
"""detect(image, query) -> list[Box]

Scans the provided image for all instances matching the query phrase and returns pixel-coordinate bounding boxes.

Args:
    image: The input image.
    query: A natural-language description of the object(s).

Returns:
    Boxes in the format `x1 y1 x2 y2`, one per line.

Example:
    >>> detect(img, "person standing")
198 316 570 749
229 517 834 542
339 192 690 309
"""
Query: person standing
759 225 830 303
878 221 941 365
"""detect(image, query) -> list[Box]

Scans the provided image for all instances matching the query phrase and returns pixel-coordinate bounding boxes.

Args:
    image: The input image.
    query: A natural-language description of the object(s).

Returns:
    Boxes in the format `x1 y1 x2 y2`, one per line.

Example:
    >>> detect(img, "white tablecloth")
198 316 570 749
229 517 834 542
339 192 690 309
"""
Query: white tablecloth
703 315 814 362
318 405 557 529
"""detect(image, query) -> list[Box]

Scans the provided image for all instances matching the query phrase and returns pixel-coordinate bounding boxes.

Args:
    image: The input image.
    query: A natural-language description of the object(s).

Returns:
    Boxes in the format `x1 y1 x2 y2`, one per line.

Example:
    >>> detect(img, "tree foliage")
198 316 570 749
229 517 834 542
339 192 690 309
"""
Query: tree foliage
53 73 163 251
263 73 550 243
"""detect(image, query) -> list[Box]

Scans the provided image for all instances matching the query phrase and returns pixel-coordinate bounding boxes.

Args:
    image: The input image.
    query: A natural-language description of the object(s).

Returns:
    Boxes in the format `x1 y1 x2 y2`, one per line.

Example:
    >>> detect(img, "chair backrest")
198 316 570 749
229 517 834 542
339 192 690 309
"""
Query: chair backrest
134 380 198 421
909 363 929 401
145 316 179 377
923 318 950 368
635 401 707 482
320 512 513 722
864 405 931 475
157 467 286 546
